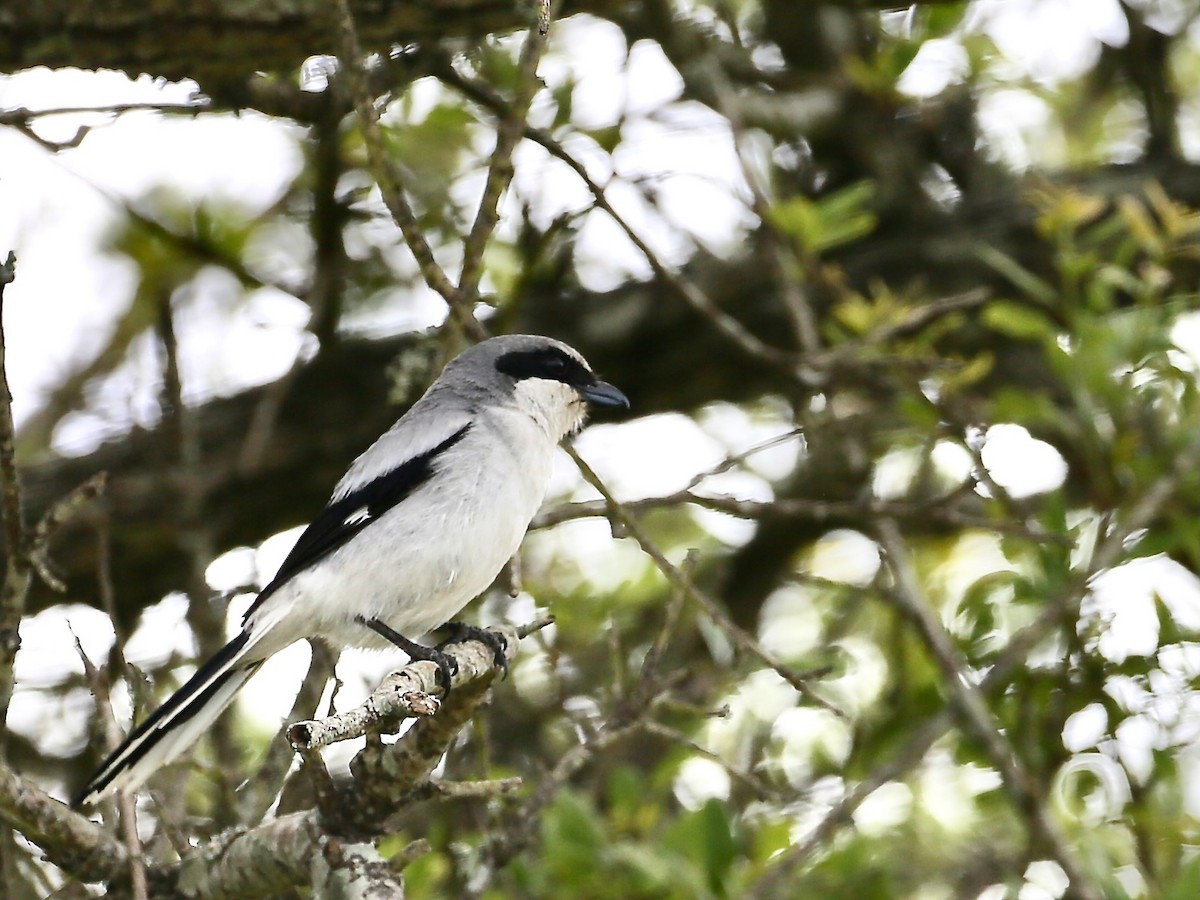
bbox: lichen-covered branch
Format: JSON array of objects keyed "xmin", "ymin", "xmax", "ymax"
[
  {"xmin": 115, "ymin": 624, "xmax": 533, "ymax": 895},
  {"xmin": 0, "ymin": 765, "xmax": 128, "ymax": 884},
  {"xmin": 288, "ymin": 623, "xmax": 525, "ymax": 751}
]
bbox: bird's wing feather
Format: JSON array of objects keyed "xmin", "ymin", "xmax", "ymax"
[{"xmin": 242, "ymin": 419, "xmax": 472, "ymax": 623}]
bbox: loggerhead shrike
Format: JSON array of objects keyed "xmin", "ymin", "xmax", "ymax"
[{"xmin": 77, "ymin": 334, "xmax": 628, "ymax": 806}]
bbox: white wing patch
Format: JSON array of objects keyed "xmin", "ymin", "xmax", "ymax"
[{"xmin": 344, "ymin": 506, "xmax": 372, "ymax": 527}]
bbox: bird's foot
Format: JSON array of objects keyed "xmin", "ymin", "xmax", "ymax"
[
  {"xmin": 438, "ymin": 622, "xmax": 509, "ymax": 678},
  {"xmin": 357, "ymin": 615, "xmax": 458, "ymax": 693}
]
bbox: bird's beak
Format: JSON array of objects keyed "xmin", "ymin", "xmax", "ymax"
[{"xmin": 580, "ymin": 380, "xmax": 630, "ymax": 409}]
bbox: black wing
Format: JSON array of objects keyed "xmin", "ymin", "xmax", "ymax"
[{"xmin": 242, "ymin": 423, "xmax": 471, "ymax": 623}]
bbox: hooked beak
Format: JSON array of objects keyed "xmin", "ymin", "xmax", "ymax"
[{"xmin": 580, "ymin": 380, "xmax": 630, "ymax": 409}]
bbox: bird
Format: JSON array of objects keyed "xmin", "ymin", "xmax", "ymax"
[{"xmin": 76, "ymin": 334, "xmax": 628, "ymax": 806}]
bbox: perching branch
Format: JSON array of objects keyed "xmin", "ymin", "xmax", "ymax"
[
  {"xmin": 104, "ymin": 621, "xmax": 540, "ymax": 896},
  {"xmin": 288, "ymin": 622, "xmax": 531, "ymax": 751}
]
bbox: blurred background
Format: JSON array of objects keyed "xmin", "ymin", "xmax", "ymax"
[{"xmin": 3, "ymin": 0, "xmax": 1200, "ymax": 896}]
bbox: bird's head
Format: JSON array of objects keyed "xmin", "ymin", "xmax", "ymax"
[{"xmin": 447, "ymin": 335, "xmax": 629, "ymax": 441}]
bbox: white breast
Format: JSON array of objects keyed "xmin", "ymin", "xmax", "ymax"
[{"xmin": 248, "ymin": 404, "xmax": 557, "ymax": 655}]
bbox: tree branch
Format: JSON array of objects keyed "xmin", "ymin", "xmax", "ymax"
[
  {"xmin": 457, "ymin": 0, "xmax": 557, "ymax": 300},
  {"xmin": 0, "ymin": 765, "xmax": 128, "ymax": 885},
  {"xmin": 565, "ymin": 443, "xmax": 839, "ymax": 712},
  {"xmin": 0, "ymin": 251, "xmax": 30, "ymax": 893},
  {"xmin": 875, "ymin": 518, "xmax": 1103, "ymax": 900},
  {"xmin": 335, "ymin": 0, "xmax": 487, "ymax": 341},
  {"xmin": 287, "ymin": 623, "xmax": 527, "ymax": 751}
]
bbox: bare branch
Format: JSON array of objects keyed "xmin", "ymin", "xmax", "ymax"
[
  {"xmin": 335, "ymin": 0, "xmax": 487, "ymax": 341},
  {"xmin": 287, "ymin": 623, "xmax": 524, "ymax": 752},
  {"xmin": 0, "ymin": 765, "xmax": 129, "ymax": 885},
  {"xmin": 0, "ymin": 251, "xmax": 30, "ymax": 891},
  {"xmin": 710, "ymin": 61, "xmax": 822, "ymax": 355},
  {"xmin": 640, "ymin": 720, "xmax": 778, "ymax": 801},
  {"xmin": 406, "ymin": 776, "xmax": 523, "ymax": 803},
  {"xmin": 431, "ymin": 59, "xmax": 794, "ymax": 367},
  {"xmin": 0, "ymin": 250, "xmax": 28, "ymax": 625},
  {"xmin": 564, "ymin": 444, "xmax": 841, "ymax": 715},
  {"xmin": 875, "ymin": 518, "xmax": 1103, "ymax": 900},
  {"xmin": 27, "ymin": 473, "xmax": 107, "ymax": 593},
  {"xmin": 71, "ymin": 630, "xmax": 148, "ymax": 900},
  {"xmin": 532, "ymin": 484, "xmax": 1067, "ymax": 544},
  {"xmin": 457, "ymin": 0, "xmax": 557, "ymax": 300}
]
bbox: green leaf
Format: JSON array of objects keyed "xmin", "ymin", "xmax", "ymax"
[
  {"xmin": 1162, "ymin": 855, "xmax": 1200, "ymax": 900},
  {"xmin": 981, "ymin": 300, "xmax": 1057, "ymax": 342},
  {"xmin": 769, "ymin": 181, "xmax": 878, "ymax": 254},
  {"xmin": 663, "ymin": 800, "xmax": 739, "ymax": 896},
  {"xmin": 975, "ymin": 244, "xmax": 1058, "ymax": 305}
]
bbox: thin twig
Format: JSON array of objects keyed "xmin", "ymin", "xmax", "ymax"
[
  {"xmin": 531, "ymin": 485, "xmax": 1067, "ymax": 543},
  {"xmin": 91, "ymin": 514, "xmax": 149, "ymax": 899},
  {"xmin": 0, "ymin": 101, "xmax": 207, "ymax": 123},
  {"xmin": 27, "ymin": 472, "xmax": 107, "ymax": 592},
  {"xmin": 457, "ymin": 0, "xmax": 557, "ymax": 300},
  {"xmin": 685, "ymin": 427, "xmax": 805, "ymax": 490},
  {"xmin": 334, "ymin": 0, "xmax": 487, "ymax": 341},
  {"xmin": 564, "ymin": 444, "xmax": 841, "ymax": 715},
  {"xmin": 875, "ymin": 518, "xmax": 1103, "ymax": 900},
  {"xmin": 710, "ymin": 61, "xmax": 822, "ymax": 355},
  {"xmin": 237, "ymin": 640, "xmax": 337, "ymax": 824},
  {"xmin": 431, "ymin": 60, "xmax": 792, "ymax": 367},
  {"xmin": 157, "ymin": 290, "xmax": 240, "ymax": 821},
  {"xmin": 640, "ymin": 719, "xmax": 779, "ymax": 800},
  {"xmin": 0, "ymin": 251, "xmax": 28, "ymax": 893},
  {"xmin": 637, "ymin": 560, "xmax": 690, "ymax": 690},
  {"xmin": 0, "ymin": 101, "xmax": 208, "ymax": 151},
  {"xmin": 485, "ymin": 718, "xmax": 645, "ymax": 870},
  {"xmin": 71, "ymin": 630, "xmax": 148, "ymax": 900}
]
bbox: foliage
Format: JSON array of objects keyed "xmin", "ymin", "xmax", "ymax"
[{"xmin": 4, "ymin": 0, "xmax": 1200, "ymax": 897}]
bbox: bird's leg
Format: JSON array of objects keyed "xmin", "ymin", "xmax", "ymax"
[
  {"xmin": 437, "ymin": 622, "xmax": 509, "ymax": 678},
  {"xmin": 357, "ymin": 615, "xmax": 458, "ymax": 692}
]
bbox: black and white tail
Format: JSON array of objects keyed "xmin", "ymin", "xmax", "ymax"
[{"xmin": 75, "ymin": 631, "xmax": 262, "ymax": 806}]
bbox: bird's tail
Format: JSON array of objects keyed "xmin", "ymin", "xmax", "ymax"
[{"xmin": 75, "ymin": 630, "xmax": 262, "ymax": 806}]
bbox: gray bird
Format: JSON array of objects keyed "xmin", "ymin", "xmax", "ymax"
[{"xmin": 77, "ymin": 334, "xmax": 628, "ymax": 805}]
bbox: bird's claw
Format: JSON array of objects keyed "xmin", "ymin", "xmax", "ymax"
[{"xmin": 439, "ymin": 622, "xmax": 509, "ymax": 678}]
